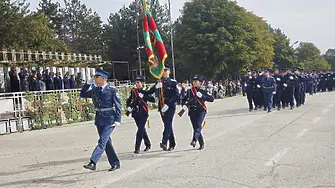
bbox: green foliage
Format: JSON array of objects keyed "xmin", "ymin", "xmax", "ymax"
[
  {"xmin": 323, "ymin": 49, "xmax": 335, "ymax": 70},
  {"xmin": 269, "ymin": 27, "xmax": 297, "ymax": 68},
  {"xmin": 173, "ymin": 0, "xmax": 274, "ymax": 80},
  {"xmin": 296, "ymin": 42, "xmax": 331, "ymax": 72}
]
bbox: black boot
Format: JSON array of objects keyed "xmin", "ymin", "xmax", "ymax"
[
  {"xmin": 160, "ymin": 143, "xmax": 168, "ymax": 151},
  {"xmin": 199, "ymin": 144, "xmax": 204, "ymax": 150},
  {"xmin": 83, "ymin": 162, "xmax": 96, "ymax": 170},
  {"xmin": 134, "ymin": 150, "xmax": 140, "ymax": 154},
  {"xmin": 190, "ymin": 141, "xmax": 196, "ymax": 147},
  {"xmin": 108, "ymin": 165, "xmax": 120, "ymax": 171},
  {"xmin": 144, "ymin": 145, "xmax": 151, "ymax": 152}
]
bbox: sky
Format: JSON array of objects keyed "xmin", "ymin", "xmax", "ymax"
[{"xmin": 28, "ymin": 0, "xmax": 335, "ymax": 53}]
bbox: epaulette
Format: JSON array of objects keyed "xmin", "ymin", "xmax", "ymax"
[
  {"xmin": 170, "ymin": 79, "xmax": 177, "ymax": 82},
  {"xmin": 200, "ymin": 86, "xmax": 207, "ymax": 90}
]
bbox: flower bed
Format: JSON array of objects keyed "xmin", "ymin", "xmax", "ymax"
[{"xmin": 24, "ymin": 84, "xmax": 158, "ymax": 129}]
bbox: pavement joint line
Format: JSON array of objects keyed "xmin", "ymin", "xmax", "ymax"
[
  {"xmin": 265, "ymin": 148, "xmax": 289, "ymax": 166},
  {"xmin": 294, "ymin": 128, "xmax": 309, "ymax": 139},
  {"xmin": 322, "ymin": 109, "xmax": 330, "ymax": 114}
]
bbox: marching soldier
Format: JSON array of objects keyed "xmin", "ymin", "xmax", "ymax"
[
  {"xmin": 293, "ymin": 69, "xmax": 302, "ymax": 107},
  {"xmin": 242, "ymin": 69, "xmax": 256, "ymax": 111},
  {"xmin": 148, "ymin": 65, "xmax": 179, "ymax": 151},
  {"xmin": 273, "ymin": 68, "xmax": 283, "ymax": 110},
  {"xmin": 80, "ymin": 68, "xmax": 122, "ymax": 172},
  {"xmin": 262, "ymin": 69, "xmax": 276, "ymax": 113},
  {"xmin": 126, "ymin": 76, "xmax": 155, "ymax": 154},
  {"xmin": 284, "ymin": 69, "xmax": 297, "ymax": 110},
  {"xmin": 180, "ymin": 75, "xmax": 214, "ymax": 150}
]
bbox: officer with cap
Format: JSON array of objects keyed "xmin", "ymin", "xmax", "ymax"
[
  {"xmin": 80, "ymin": 67, "xmax": 122, "ymax": 172},
  {"xmin": 126, "ymin": 75, "xmax": 155, "ymax": 154},
  {"xmin": 284, "ymin": 68, "xmax": 297, "ymax": 110},
  {"xmin": 273, "ymin": 67, "xmax": 283, "ymax": 110},
  {"xmin": 262, "ymin": 69, "xmax": 276, "ymax": 113},
  {"xmin": 181, "ymin": 75, "xmax": 214, "ymax": 150},
  {"xmin": 148, "ymin": 65, "xmax": 179, "ymax": 151},
  {"xmin": 242, "ymin": 69, "xmax": 256, "ymax": 111},
  {"xmin": 293, "ymin": 68, "xmax": 302, "ymax": 107}
]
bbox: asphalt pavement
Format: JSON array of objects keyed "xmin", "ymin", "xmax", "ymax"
[{"xmin": 0, "ymin": 92, "xmax": 334, "ymax": 188}]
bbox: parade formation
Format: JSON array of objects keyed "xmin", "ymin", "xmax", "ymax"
[{"xmin": 241, "ymin": 68, "xmax": 335, "ymax": 112}]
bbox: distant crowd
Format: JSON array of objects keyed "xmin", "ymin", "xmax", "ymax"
[{"xmin": 9, "ymin": 68, "xmax": 84, "ymax": 92}]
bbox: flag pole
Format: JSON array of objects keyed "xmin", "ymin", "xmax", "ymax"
[
  {"xmin": 168, "ymin": 0, "xmax": 176, "ymax": 79},
  {"xmin": 136, "ymin": 0, "xmax": 142, "ymax": 76}
]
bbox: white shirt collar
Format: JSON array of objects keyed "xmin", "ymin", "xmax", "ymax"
[{"xmin": 93, "ymin": 82, "xmax": 108, "ymax": 89}]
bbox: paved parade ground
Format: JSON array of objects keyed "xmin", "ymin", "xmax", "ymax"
[{"xmin": 1, "ymin": 93, "xmax": 335, "ymax": 188}]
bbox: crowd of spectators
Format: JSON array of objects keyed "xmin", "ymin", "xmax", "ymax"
[{"xmin": 9, "ymin": 68, "xmax": 85, "ymax": 92}]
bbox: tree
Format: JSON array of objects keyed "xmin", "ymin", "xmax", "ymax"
[
  {"xmin": 323, "ymin": 49, "xmax": 335, "ymax": 70},
  {"xmin": 296, "ymin": 42, "xmax": 331, "ymax": 71},
  {"xmin": 173, "ymin": 0, "xmax": 274, "ymax": 80},
  {"xmin": 0, "ymin": 0, "xmax": 29, "ymax": 48},
  {"xmin": 37, "ymin": 0, "xmax": 63, "ymax": 36},
  {"xmin": 269, "ymin": 27, "xmax": 297, "ymax": 68}
]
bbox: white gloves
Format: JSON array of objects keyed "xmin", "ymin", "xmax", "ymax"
[
  {"xmin": 289, "ymin": 76, "xmax": 293, "ymax": 80},
  {"xmin": 182, "ymin": 105, "xmax": 188, "ymax": 111},
  {"xmin": 87, "ymin": 78, "xmax": 94, "ymax": 85},
  {"xmin": 276, "ymin": 78, "xmax": 281, "ymax": 81},
  {"xmin": 244, "ymin": 83, "xmax": 247, "ymax": 87},
  {"xmin": 138, "ymin": 93, "xmax": 144, "ymax": 98},
  {"xmin": 161, "ymin": 104, "xmax": 169, "ymax": 113},
  {"xmin": 196, "ymin": 92, "xmax": 203, "ymax": 98},
  {"xmin": 156, "ymin": 82, "xmax": 163, "ymax": 89},
  {"xmin": 127, "ymin": 107, "xmax": 132, "ymax": 112},
  {"xmin": 272, "ymin": 91, "xmax": 276, "ymax": 95},
  {"xmin": 257, "ymin": 85, "xmax": 261, "ymax": 88},
  {"xmin": 249, "ymin": 76, "xmax": 252, "ymax": 79},
  {"xmin": 112, "ymin": 122, "xmax": 120, "ymax": 127},
  {"xmin": 283, "ymin": 83, "xmax": 287, "ymax": 87}
]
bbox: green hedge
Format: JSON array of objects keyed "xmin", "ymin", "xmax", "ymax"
[{"xmin": 24, "ymin": 84, "xmax": 158, "ymax": 130}]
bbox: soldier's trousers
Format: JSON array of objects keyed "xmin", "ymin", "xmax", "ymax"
[
  {"xmin": 255, "ymin": 89, "xmax": 263, "ymax": 108},
  {"xmin": 301, "ymin": 87, "xmax": 306, "ymax": 105},
  {"xmin": 263, "ymin": 92, "xmax": 273, "ymax": 111},
  {"xmin": 189, "ymin": 110, "xmax": 206, "ymax": 145},
  {"xmin": 246, "ymin": 89, "xmax": 254, "ymax": 110},
  {"xmin": 90, "ymin": 125, "xmax": 120, "ymax": 166},
  {"xmin": 273, "ymin": 89, "xmax": 283, "ymax": 108},
  {"xmin": 133, "ymin": 114, "xmax": 151, "ymax": 151},
  {"xmin": 294, "ymin": 87, "xmax": 301, "ymax": 106},
  {"xmin": 286, "ymin": 87, "xmax": 295, "ymax": 107},
  {"xmin": 160, "ymin": 106, "xmax": 176, "ymax": 147}
]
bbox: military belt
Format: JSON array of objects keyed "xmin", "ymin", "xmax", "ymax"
[{"xmin": 96, "ymin": 108, "xmax": 113, "ymax": 112}]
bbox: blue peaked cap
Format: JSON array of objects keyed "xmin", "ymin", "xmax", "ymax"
[{"xmin": 95, "ymin": 67, "xmax": 110, "ymax": 78}]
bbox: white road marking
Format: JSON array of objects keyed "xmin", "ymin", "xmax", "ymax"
[
  {"xmin": 312, "ymin": 117, "xmax": 322, "ymax": 123},
  {"xmin": 265, "ymin": 148, "xmax": 289, "ymax": 166},
  {"xmin": 294, "ymin": 129, "xmax": 309, "ymax": 139},
  {"xmin": 328, "ymin": 104, "xmax": 334, "ymax": 108},
  {"xmin": 322, "ymin": 109, "xmax": 329, "ymax": 114}
]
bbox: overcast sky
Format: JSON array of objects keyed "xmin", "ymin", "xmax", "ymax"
[{"xmin": 28, "ymin": 0, "xmax": 335, "ymax": 53}]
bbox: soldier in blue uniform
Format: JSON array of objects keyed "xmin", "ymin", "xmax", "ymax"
[
  {"xmin": 148, "ymin": 65, "xmax": 179, "ymax": 151},
  {"xmin": 262, "ymin": 69, "xmax": 276, "ymax": 113},
  {"xmin": 80, "ymin": 68, "xmax": 122, "ymax": 172},
  {"xmin": 126, "ymin": 76, "xmax": 155, "ymax": 154},
  {"xmin": 293, "ymin": 69, "xmax": 302, "ymax": 107},
  {"xmin": 180, "ymin": 75, "xmax": 214, "ymax": 150}
]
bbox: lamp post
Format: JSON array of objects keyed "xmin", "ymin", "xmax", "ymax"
[
  {"xmin": 167, "ymin": 0, "xmax": 176, "ymax": 79},
  {"xmin": 137, "ymin": 46, "xmax": 144, "ymax": 76}
]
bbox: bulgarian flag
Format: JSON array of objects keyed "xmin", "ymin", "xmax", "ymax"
[{"xmin": 141, "ymin": 0, "xmax": 167, "ymax": 80}]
